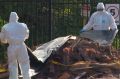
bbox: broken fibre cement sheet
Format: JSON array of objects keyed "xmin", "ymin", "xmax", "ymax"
[{"xmin": 32, "ymin": 36, "xmax": 71, "ymax": 63}]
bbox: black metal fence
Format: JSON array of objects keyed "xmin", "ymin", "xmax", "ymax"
[
  {"xmin": 0, "ymin": 0, "xmax": 119, "ymax": 49},
  {"xmin": 0, "ymin": 0, "xmax": 52, "ymax": 48},
  {"xmin": 52, "ymin": 0, "xmax": 120, "ymax": 49}
]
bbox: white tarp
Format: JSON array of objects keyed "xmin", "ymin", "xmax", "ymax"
[{"xmin": 32, "ymin": 35, "xmax": 73, "ymax": 63}]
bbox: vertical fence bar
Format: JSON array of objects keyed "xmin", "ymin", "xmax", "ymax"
[{"xmin": 48, "ymin": 0, "xmax": 52, "ymax": 40}]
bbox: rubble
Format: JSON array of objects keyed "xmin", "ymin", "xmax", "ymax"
[
  {"xmin": 32, "ymin": 36, "xmax": 120, "ymax": 79},
  {"xmin": 1, "ymin": 36, "xmax": 120, "ymax": 79}
]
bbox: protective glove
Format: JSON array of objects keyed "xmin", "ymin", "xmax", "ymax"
[{"xmin": 80, "ymin": 29, "xmax": 85, "ymax": 33}]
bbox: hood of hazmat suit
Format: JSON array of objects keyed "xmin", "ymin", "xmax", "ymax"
[
  {"xmin": 9, "ymin": 12, "xmax": 19, "ymax": 23},
  {"xmin": 0, "ymin": 12, "xmax": 31, "ymax": 79},
  {"xmin": 97, "ymin": 2, "xmax": 105, "ymax": 10}
]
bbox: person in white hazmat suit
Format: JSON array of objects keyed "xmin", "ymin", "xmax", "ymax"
[
  {"xmin": 80, "ymin": 2, "xmax": 118, "ymax": 45},
  {"xmin": 0, "ymin": 12, "xmax": 31, "ymax": 79},
  {"xmin": 80, "ymin": 2, "xmax": 117, "ymax": 32}
]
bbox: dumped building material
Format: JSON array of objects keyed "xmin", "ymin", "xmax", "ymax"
[
  {"xmin": 1, "ymin": 35, "xmax": 120, "ymax": 79},
  {"xmin": 30, "ymin": 36, "xmax": 120, "ymax": 79}
]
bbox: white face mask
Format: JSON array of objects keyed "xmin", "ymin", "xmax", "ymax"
[{"xmin": 9, "ymin": 12, "xmax": 19, "ymax": 23}]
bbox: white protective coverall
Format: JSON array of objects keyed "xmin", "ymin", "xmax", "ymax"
[
  {"xmin": 83, "ymin": 2, "xmax": 118, "ymax": 31},
  {"xmin": 0, "ymin": 12, "xmax": 31, "ymax": 79}
]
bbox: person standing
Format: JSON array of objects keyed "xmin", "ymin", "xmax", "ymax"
[
  {"xmin": 80, "ymin": 2, "xmax": 117, "ymax": 32},
  {"xmin": 0, "ymin": 12, "xmax": 31, "ymax": 79}
]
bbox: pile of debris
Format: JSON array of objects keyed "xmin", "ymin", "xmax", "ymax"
[
  {"xmin": 31, "ymin": 36, "xmax": 120, "ymax": 79},
  {"xmin": 0, "ymin": 36, "xmax": 120, "ymax": 79}
]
